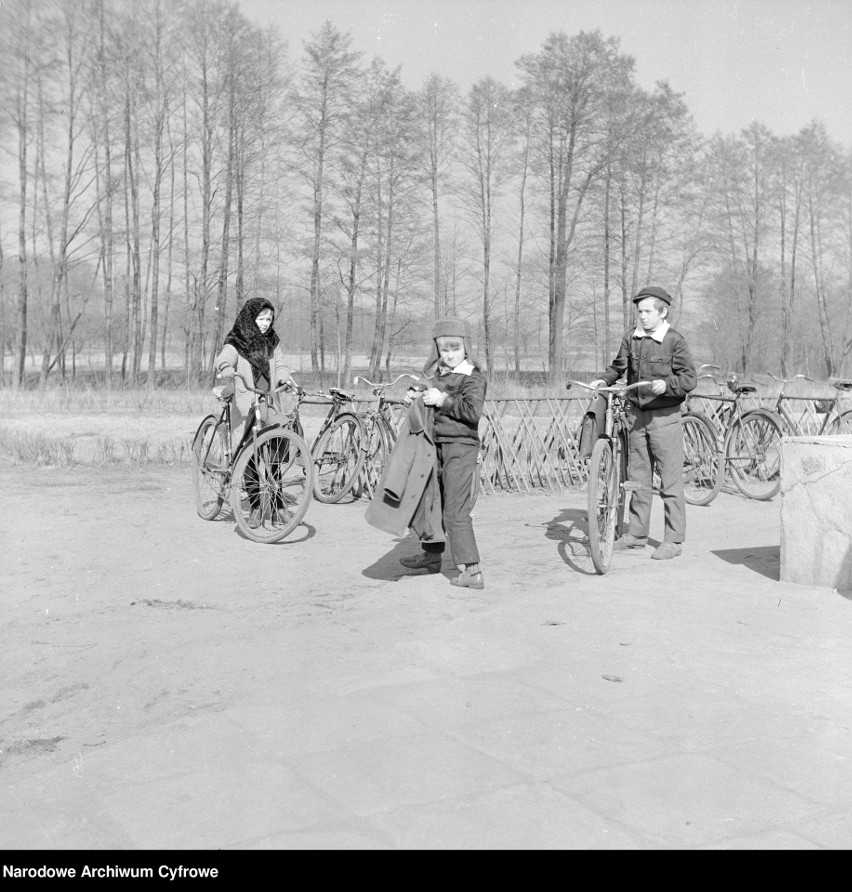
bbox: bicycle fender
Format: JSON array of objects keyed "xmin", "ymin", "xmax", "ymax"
[
  {"xmin": 741, "ymin": 407, "xmax": 782, "ymax": 424},
  {"xmin": 191, "ymin": 414, "xmax": 218, "ymax": 449}
]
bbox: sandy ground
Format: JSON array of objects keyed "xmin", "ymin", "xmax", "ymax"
[{"xmin": 2, "ymin": 460, "xmax": 851, "ymax": 850}]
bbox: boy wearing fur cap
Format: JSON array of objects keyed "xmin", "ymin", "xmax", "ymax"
[
  {"xmin": 400, "ymin": 317, "xmax": 487, "ymax": 589},
  {"xmin": 589, "ymin": 286, "xmax": 696, "ymax": 560}
]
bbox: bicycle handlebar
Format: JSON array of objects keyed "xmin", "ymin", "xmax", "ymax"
[
  {"xmin": 229, "ymin": 372, "xmax": 295, "ymax": 397},
  {"xmin": 353, "ymin": 373, "xmax": 422, "ymax": 390},
  {"xmin": 568, "ymin": 380, "xmax": 653, "ymax": 394},
  {"xmin": 768, "ymin": 372, "xmax": 813, "ymax": 384}
]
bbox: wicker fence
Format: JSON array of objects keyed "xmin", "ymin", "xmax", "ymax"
[
  {"xmin": 473, "ymin": 390, "xmax": 852, "ymax": 496},
  {"xmin": 341, "ymin": 388, "xmax": 852, "ymax": 498}
]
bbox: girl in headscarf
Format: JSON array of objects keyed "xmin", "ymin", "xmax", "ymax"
[
  {"xmin": 400, "ymin": 317, "xmax": 488, "ymax": 590},
  {"xmin": 214, "ymin": 297, "xmax": 292, "ymax": 436}
]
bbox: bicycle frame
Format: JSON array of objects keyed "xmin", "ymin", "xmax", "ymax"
[
  {"xmin": 692, "ymin": 373, "xmax": 783, "ymax": 500},
  {"xmin": 767, "ymin": 373, "xmax": 852, "ymax": 436},
  {"xmin": 286, "ymin": 383, "xmax": 356, "ymax": 442},
  {"xmin": 215, "ymin": 375, "xmax": 294, "ymax": 476},
  {"xmin": 352, "ymin": 373, "xmax": 422, "ymax": 498},
  {"xmin": 354, "ymin": 373, "xmax": 421, "ymax": 435},
  {"xmin": 193, "ymin": 372, "xmax": 315, "ymax": 542}
]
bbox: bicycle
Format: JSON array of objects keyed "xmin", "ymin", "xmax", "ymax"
[
  {"xmin": 685, "ymin": 367, "xmax": 784, "ymax": 502},
  {"xmin": 351, "ymin": 373, "xmax": 422, "ymax": 498},
  {"xmin": 191, "ymin": 373, "xmax": 314, "ymax": 543},
  {"xmin": 765, "ymin": 373, "xmax": 852, "ymax": 436},
  {"xmin": 571, "ymin": 380, "xmax": 650, "ymax": 575},
  {"xmin": 285, "ymin": 381, "xmax": 367, "ymax": 503}
]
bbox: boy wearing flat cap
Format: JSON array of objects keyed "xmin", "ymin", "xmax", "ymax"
[
  {"xmin": 589, "ymin": 286, "xmax": 696, "ymax": 560},
  {"xmin": 400, "ymin": 317, "xmax": 487, "ymax": 589}
]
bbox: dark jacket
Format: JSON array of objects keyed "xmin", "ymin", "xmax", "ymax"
[
  {"xmin": 599, "ymin": 326, "xmax": 696, "ymax": 409},
  {"xmin": 431, "ymin": 364, "xmax": 487, "ymax": 444},
  {"xmin": 364, "ymin": 399, "xmax": 444, "ymax": 542}
]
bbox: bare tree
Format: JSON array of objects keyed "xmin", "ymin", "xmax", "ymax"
[
  {"xmin": 517, "ymin": 30, "xmax": 635, "ymax": 378},
  {"xmin": 363, "ymin": 60, "xmax": 420, "ymax": 380},
  {"xmin": 457, "ymin": 77, "xmax": 514, "ymax": 372},
  {"xmin": 416, "ymin": 73, "xmax": 458, "ymax": 316},
  {"xmin": 1, "ymin": 0, "xmax": 37, "ymax": 387},
  {"xmin": 800, "ymin": 121, "xmax": 845, "ymax": 377},
  {"xmin": 291, "ymin": 21, "xmax": 361, "ymax": 374},
  {"xmin": 767, "ymin": 133, "xmax": 805, "ymax": 376}
]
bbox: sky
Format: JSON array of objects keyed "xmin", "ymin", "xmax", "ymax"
[{"xmin": 237, "ymin": 0, "xmax": 852, "ymax": 146}]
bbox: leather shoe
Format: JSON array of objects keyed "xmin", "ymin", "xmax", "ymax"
[
  {"xmin": 651, "ymin": 541, "xmax": 682, "ymax": 560},
  {"xmin": 399, "ymin": 552, "xmax": 442, "ymax": 571},
  {"xmin": 450, "ymin": 571, "xmax": 485, "ymax": 590},
  {"xmin": 613, "ymin": 534, "xmax": 647, "ymax": 551}
]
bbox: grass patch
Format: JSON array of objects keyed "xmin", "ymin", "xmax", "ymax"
[
  {"xmin": 0, "ymin": 429, "xmax": 77, "ymax": 466},
  {"xmin": 0, "ymin": 428, "xmax": 193, "ymax": 467}
]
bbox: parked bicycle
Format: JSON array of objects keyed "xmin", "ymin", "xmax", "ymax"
[
  {"xmin": 684, "ymin": 366, "xmax": 784, "ymax": 502},
  {"xmin": 351, "ymin": 373, "xmax": 421, "ymax": 498},
  {"xmin": 286, "ymin": 380, "xmax": 366, "ymax": 503},
  {"xmin": 571, "ymin": 380, "xmax": 650, "ymax": 575},
  {"xmin": 765, "ymin": 373, "xmax": 852, "ymax": 436},
  {"xmin": 192, "ymin": 374, "xmax": 313, "ymax": 543}
]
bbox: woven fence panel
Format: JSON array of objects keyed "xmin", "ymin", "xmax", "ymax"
[
  {"xmin": 685, "ymin": 393, "xmax": 852, "ymax": 437},
  {"xmin": 479, "ymin": 397, "xmax": 591, "ymax": 494},
  {"xmin": 352, "ymin": 390, "xmax": 852, "ymax": 499}
]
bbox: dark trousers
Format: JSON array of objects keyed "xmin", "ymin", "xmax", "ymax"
[
  {"xmin": 626, "ymin": 403, "xmax": 686, "ymax": 543},
  {"xmin": 422, "ymin": 441, "xmax": 480, "ymax": 565}
]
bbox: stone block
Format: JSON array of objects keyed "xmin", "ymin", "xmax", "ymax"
[{"xmin": 780, "ymin": 435, "xmax": 852, "ymax": 591}]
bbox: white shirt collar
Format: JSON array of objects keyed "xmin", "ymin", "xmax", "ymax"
[
  {"xmin": 633, "ymin": 320, "xmax": 670, "ymax": 343},
  {"xmin": 440, "ymin": 359, "xmax": 474, "ymax": 376}
]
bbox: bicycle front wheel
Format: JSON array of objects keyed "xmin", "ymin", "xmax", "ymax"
[
  {"xmin": 384, "ymin": 401, "xmax": 409, "ymax": 442},
  {"xmin": 229, "ymin": 428, "xmax": 313, "ymax": 543},
  {"xmin": 192, "ymin": 414, "xmax": 230, "ymax": 520},
  {"xmin": 726, "ymin": 410, "xmax": 783, "ymax": 500},
  {"xmin": 682, "ymin": 412, "xmax": 722, "ymax": 506},
  {"xmin": 312, "ymin": 412, "xmax": 366, "ymax": 503},
  {"xmin": 587, "ymin": 438, "xmax": 618, "ymax": 574}
]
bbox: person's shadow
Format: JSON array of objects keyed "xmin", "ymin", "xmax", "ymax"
[{"xmin": 363, "ymin": 534, "xmax": 449, "ymax": 581}]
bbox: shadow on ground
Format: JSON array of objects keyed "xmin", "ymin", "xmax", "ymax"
[
  {"xmin": 362, "ymin": 535, "xmax": 433, "ymax": 582},
  {"xmin": 712, "ymin": 545, "xmax": 780, "ymax": 580},
  {"xmin": 541, "ymin": 507, "xmax": 599, "ymax": 576}
]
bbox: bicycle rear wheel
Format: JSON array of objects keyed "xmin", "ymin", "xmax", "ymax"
[
  {"xmin": 828, "ymin": 409, "xmax": 852, "ymax": 435},
  {"xmin": 587, "ymin": 438, "xmax": 618, "ymax": 574},
  {"xmin": 352, "ymin": 414, "xmax": 392, "ymax": 499},
  {"xmin": 312, "ymin": 412, "xmax": 366, "ymax": 503},
  {"xmin": 682, "ymin": 412, "xmax": 722, "ymax": 506},
  {"xmin": 726, "ymin": 410, "xmax": 783, "ymax": 500},
  {"xmin": 192, "ymin": 414, "xmax": 230, "ymax": 520},
  {"xmin": 229, "ymin": 428, "xmax": 313, "ymax": 543}
]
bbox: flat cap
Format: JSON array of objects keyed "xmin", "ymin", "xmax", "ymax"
[{"xmin": 633, "ymin": 286, "xmax": 672, "ymax": 305}]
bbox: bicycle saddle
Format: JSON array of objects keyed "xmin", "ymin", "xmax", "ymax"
[
  {"xmin": 831, "ymin": 379, "xmax": 852, "ymax": 391},
  {"xmin": 212, "ymin": 383, "xmax": 234, "ymax": 401},
  {"xmin": 329, "ymin": 387, "xmax": 354, "ymax": 400},
  {"xmin": 728, "ymin": 381, "xmax": 756, "ymax": 394}
]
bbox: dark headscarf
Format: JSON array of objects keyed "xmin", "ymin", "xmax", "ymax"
[
  {"xmin": 422, "ymin": 316, "xmax": 482, "ymax": 376},
  {"xmin": 223, "ymin": 297, "xmax": 279, "ymax": 386}
]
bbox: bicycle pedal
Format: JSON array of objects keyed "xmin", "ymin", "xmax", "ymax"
[{"xmin": 621, "ymin": 482, "xmax": 643, "ymax": 492}]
